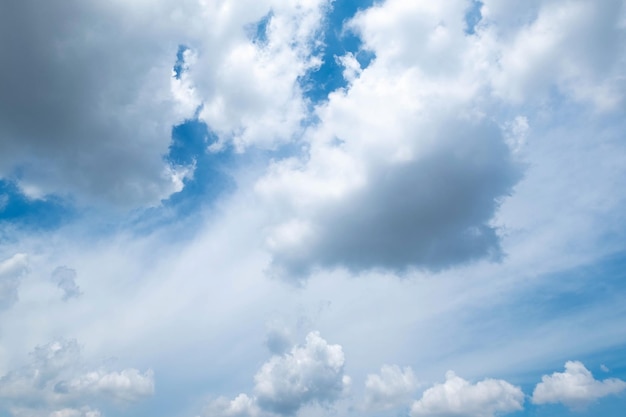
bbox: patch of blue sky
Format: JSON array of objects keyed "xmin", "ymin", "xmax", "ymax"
[
  {"xmin": 128, "ymin": 119, "xmax": 235, "ymax": 236},
  {"xmin": 464, "ymin": 0, "xmax": 483, "ymax": 35},
  {"xmin": 298, "ymin": 0, "xmax": 377, "ymax": 104},
  {"xmin": 0, "ymin": 178, "xmax": 75, "ymax": 235},
  {"xmin": 172, "ymin": 44, "xmax": 189, "ymax": 80}
]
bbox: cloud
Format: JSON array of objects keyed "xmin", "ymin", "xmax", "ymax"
[
  {"xmin": 51, "ymin": 267, "xmax": 82, "ymax": 301},
  {"xmin": 410, "ymin": 371, "xmax": 524, "ymax": 417},
  {"xmin": 255, "ymin": 0, "xmax": 527, "ymax": 281},
  {"xmin": 203, "ymin": 331, "xmax": 349, "ymax": 417},
  {"xmin": 48, "ymin": 407, "xmax": 101, "ymax": 417},
  {"xmin": 532, "ymin": 361, "xmax": 626, "ymax": 409},
  {"xmin": 0, "ymin": 0, "xmax": 199, "ymax": 208},
  {"xmin": 0, "ymin": 253, "xmax": 28, "ymax": 309},
  {"xmin": 485, "ymin": 0, "xmax": 626, "ymax": 109},
  {"xmin": 0, "ymin": 338, "xmax": 154, "ymax": 415},
  {"xmin": 364, "ymin": 365, "xmax": 417, "ymax": 410},
  {"xmin": 0, "ymin": 0, "xmax": 331, "ymax": 208}
]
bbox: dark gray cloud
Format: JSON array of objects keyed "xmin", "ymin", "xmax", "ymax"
[
  {"xmin": 266, "ymin": 116, "xmax": 521, "ymax": 280},
  {"xmin": 0, "ymin": 0, "xmax": 190, "ymax": 207}
]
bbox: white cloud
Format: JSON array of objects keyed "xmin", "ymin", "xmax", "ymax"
[
  {"xmin": 364, "ymin": 365, "xmax": 417, "ymax": 410},
  {"xmin": 484, "ymin": 0, "xmax": 626, "ymax": 110},
  {"xmin": 48, "ymin": 407, "xmax": 101, "ymax": 417},
  {"xmin": 254, "ymin": 331, "xmax": 350, "ymax": 415},
  {"xmin": 0, "ymin": 338, "xmax": 154, "ymax": 415},
  {"xmin": 410, "ymin": 371, "xmax": 524, "ymax": 417},
  {"xmin": 0, "ymin": 253, "xmax": 28, "ymax": 309},
  {"xmin": 258, "ymin": 0, "xmax": 522, "ymax": 279},
  {"xmin": 532, "ymin": 361, "xmax": 626, "ymax": 409},
  {"xmin": 203, "ymin": 331, "xmax": 349, "ymax": 417}
]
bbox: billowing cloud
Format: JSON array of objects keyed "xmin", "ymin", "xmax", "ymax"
[
  {"xmin": 0, "ymin": 253, "xmax": 28, "ymax": 309},
  {"xmin": 0, "ymin": 339, "xmax": 154, "ymax": 416},
  {"xmin": 532, "ymin": 361, "xmax": 626, "ymax": 409},
  {"xmin": 410, "ymin": 371, "xmax": 524, "ymax": 417},
  {"xmin": 364, "ymin": 365, "xmax": 417, "ymax": 410},
  {"xmin": 203, "ymin": 331, "xmax": 349, "ymax": 417},
  {"xmin": 258, "ymin": 0, "xmax": 522, "ymax": 280},
  {"xmin": 51, "ymin": 267, "xmax": 82, "ymax": 301},
  {"xmin": 0, "ymin": 0, "xmax": 331, "ymax": 208}
]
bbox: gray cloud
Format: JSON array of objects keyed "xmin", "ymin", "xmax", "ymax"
[
  {"xmin": 263, "ymin": 115, "xmax": 521, "ymax": 280},
  {"xmin": 0, "ymin": 0, "xmax": 193, "ymax": 207},
  {"xmin": 0, "ymin": 253, "xmax": 28, "ymax": 309},
  {"xmin": 51, "ymin": 266, "xmax": 82, "ymax": 301}
]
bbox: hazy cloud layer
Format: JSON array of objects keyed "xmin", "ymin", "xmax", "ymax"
[
  {"xmin": 532, "ymin": 361, "xmax": 626, "ymax": 409},
  {"xmin": 0, "ymin": 253, "xmax": 28, "ymax": 310},
  {"xmin": 51, "ymin": 267, "xmax": 82, "ymax": 301},
  {"xmin": 0, "ymin": 339, "xmax": 154, "ymax": 416}
]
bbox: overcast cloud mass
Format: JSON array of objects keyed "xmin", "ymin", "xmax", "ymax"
[{"xmin": 0, "ymin": 0, "xmax": 625, "ymax": 416}]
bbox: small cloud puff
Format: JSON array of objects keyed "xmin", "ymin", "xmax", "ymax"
[
  {"xmin": 410, "ymin": 371, "xmax": 524, "ymax": 417},
  {"xmin": 51, "ymin": 266, "xmax": 82, "ymax": 301},
  {"xmin": 203, "ymin": 331, "xmax": 349, "ymax": 417},
  {"xmin": 532, "ymin": 361, "xmax": 626, "ymax": 410}
]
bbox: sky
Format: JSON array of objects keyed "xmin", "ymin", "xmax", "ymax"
[{"xmin": 0, "ymin": 0, "xmax": 625, "ymax": 416}]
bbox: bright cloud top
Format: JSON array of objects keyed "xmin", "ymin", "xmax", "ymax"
[
  {"xmin": 532, "ymin": 361, "xmax": 626, "ymax": 410},
  {"xmin": 204, "ymin": 331, "xmax": 349, "ymax": 417},
  {"xmin": 410, "ymin": 371, "xmax": 524, "ymax": 417}
]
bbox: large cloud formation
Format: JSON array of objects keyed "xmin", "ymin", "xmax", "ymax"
[{"xmin": 532, "ymin": 361, "xmax": 626, "ymax": 410}]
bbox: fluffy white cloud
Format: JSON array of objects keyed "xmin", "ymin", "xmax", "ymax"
[
  {"xmin": 203, "ymin": 331, "xmax": 349, "ymax": 416},
  {"xmin": 364, "ymin": 365, "xmax": 417, "ymax": 410},
  {"xmin": 254, "ymin": 331, "xmax": 350, "ymax": 415},
  {"xmin": 484, "ymin": 0, "xmax": 626, "ymax": 109},
  {"xmin": 532, "ymin": 361, "xmax": 626, "ymax": 409},
  {"xmin": 0, "ymin": 339, "xmax": 154, "ymax": 416},
  {"xmin": 410, "ymin": 371, "xmax": 524, "ymax": 417},
  {"xmin": 0, "ymin": 253, "xmax": 28, "ymax": 309},
  {"xmin": 258, "ymin": 0, "xmax": 522, "ymax": 280}
]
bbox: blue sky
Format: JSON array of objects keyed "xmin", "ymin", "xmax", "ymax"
[{"xmin": 0, "ymin": 1, "xmax": 625, "ymax": 417}]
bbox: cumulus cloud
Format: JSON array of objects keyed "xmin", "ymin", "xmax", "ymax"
[
  {"xmin": 203, "ymin": 331, "xmax": 349, "ymax": 417},
  {"xmin": 364, "ymin": 365, "xmax": 417, "ymax": 410},
  {"xmin": 0, "ymin": 253, "xmax": 28, "ymax": 309},
  {"xmin": 51, "ymin": 267, "xmax": 82, "ymax": 301},
  {"xmin": 0, "ymin": 339, "xmax": 154, "ymax": 415},
  {"xmin": 0, "ymin": 0, "xmax": 200, "ymax": 207},
  {"xmin": 0, "ymin": 0, "xmax": 332, "ymax": 207},
  {"xmin": 532, "ymin": 361, "xmax": 626, "ymax": 409},
  {"xmin": 410, "ymin": 371, "xmax": 524, "ymax": 417},
  {"xmin": 258, "ymin": 11, "xmax": 522, "ymax": 278}
]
